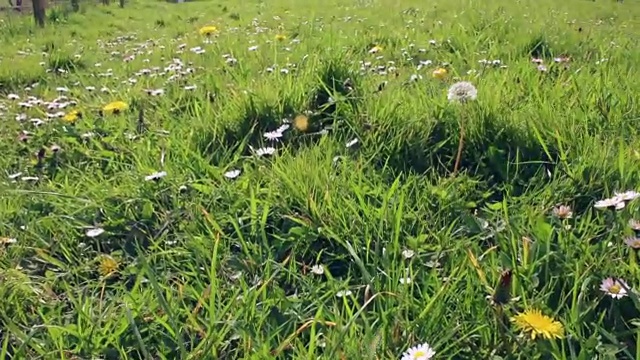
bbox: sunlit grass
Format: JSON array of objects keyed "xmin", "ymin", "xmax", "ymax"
[{"xmin": 1, "ymin": 0, "xmax": 640, "ymax": 358}]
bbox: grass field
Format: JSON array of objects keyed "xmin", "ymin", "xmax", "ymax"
[{"xmin": 1, "ymin": 0, "xmax": 640, "ymax": 358}]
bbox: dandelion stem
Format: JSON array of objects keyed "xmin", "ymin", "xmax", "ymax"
[{"xmin": 453, "ymin": 107, "xmax": 467, "ymax": 176}]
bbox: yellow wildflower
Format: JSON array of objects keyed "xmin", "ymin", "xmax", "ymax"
[
  {"xmin": 63, "ymin": 110, "xmax": 82, "ymax": 123},
  {"xmin": 511, "ymin": 309, "xmax": 564, "ymax": 340},
  {"xmin": 102, "ymin": 101, "xmax": 128, "ymax": 115},
  {"xmin": 293, "ymin": 114, "xmax": 310, "ymax": 132},
  {"xmin": 199, "ymin": 25, "xmax": 218, "ymax": 36},
  {"xmin": 432, "ymin": 67, "xmax": 448, "ymax": 80},
  {"xmin": 98, "ymin": 255, "xmax": 119, "ymax": 278}
]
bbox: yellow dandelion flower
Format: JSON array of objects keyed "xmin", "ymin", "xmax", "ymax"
[
  {"xmin": 511, "ymin": 309, "xmax": 564, "ymax": 340},
  {"xmin": 102, "ymin": 101, "xmax": 128, "ymax": 115},
  {"xmin": 63, "ymin": 110, "xmax": 82, "ymax": 123},
  {"xmin": 199, "ymin": 25, "xmax": 218, "ymax": 36},
  {"xmin": 98, "ymin": 255, "xmax": 119, "ymax": 278},
  {"xmin": 293, "ymin": 114, "xmax": 310, "ymax": 132},
  {"xmin": 432, "ymin": 67, "xmax": 448, "ymax": 80},
  {"xmin": 275, "ymin": 34, "xmax": 287, "ymax": 41}
]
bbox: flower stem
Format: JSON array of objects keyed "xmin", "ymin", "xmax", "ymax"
[{"xmin": 453, "ymin": 107, "xmax": 467, "ymax": 176}]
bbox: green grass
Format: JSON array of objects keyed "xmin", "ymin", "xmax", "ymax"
[{"xmin": 1, "ymin": 0, "xmax": 640, "ymax": 358}]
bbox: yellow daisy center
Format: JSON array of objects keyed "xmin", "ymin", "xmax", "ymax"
[
  {"xmin": 413, "ymin": 351, "xmax": 426, "ymax": 359},
  {"xmin": 609, "ymin": 284, "xmax": 621, "ymax": 294}
]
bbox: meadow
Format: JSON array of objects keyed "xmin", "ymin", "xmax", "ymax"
[{"xmin": 1, "ymin": 0, "xmax": 640, "ymax": 358}]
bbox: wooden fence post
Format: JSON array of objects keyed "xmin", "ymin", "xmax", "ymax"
[{"xmin": 32, "ymin": 0, "xmax": 46, "ymax": 27}]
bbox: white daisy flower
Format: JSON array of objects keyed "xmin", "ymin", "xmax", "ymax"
[
  {"xmin": 402, "ymin": 249, "xmax": 415, "ymax": 259},
  {"xmin": 594, "ymin": 197, "xmax": 624, "ymax": 210},
  {"xmin": 310, "ymin": 264, "xmax": 324, "ymax": 275},
  {"xmin": 145, "ymin": 171, "xmax": 167, "ymax": 181},
  {"xmin": 615, "ymin": 190, "xmax": 640, "ymax": 202},
  {"xmin": 263, "ymin": 130, "xmax": 284, "ymax": 141},
  {"xmin": 401, "ymin": 342, "xmax": 436, "ymax": 360},
  {"xmin": 276, "ymin": 124, "xmax": 290, "ymax": 133},
  {"xmin": 600, "ymin": 277, "xmax": 629, "ymax": 299},
  {"xmin": 224, "ymin": 169, "xmax": 241, "ymax": 179},
  {"xmin": 86, "ymin": 227, "xmax": 105, "ymax": 238},
  {"xmin": 346, "ymin": 138, "xmax": 359, "ymax": 148},
  {"xmin": 254, "ymin": 147, "xmax": 276, "ymax": 156}
]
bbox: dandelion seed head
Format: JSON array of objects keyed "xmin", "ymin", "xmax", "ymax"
[{"xmin": 447, "ymin": 81, "xmax": 477, "ymax": 103}]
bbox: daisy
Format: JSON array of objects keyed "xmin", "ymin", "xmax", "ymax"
[
  {"xmin": 624, "ymin": 236, "xmax": 640, "ymax": 249},
  {"xmin": 552, "ymin": 205, "xmax": 573, "ymax": 219},
  {"xmin": 275, "ymin": 34, "xmax": 287, "ymax": 41},
  {"xmin": 310, "ymin": 264, "xmax": 324, "ymax": 275},
  {"xmin": 263, "ymin": 130, "xmax": 284, "ymax": 141},
  {"xmin": 594, "ymin": 197, "xmax": 624, "ymax": 210},
  {"xmin": 400, "ymin": 342, "xmax": 436, "ymax": 360},
  {"xmin": 447, "ymin": 81, "xmax": 478, "ymax": 103},
  {"xmin": 254, "ymin": 147, "xmax": 276, "ymax": 156},
  {"xmin": 346, "ymin": 138, "xmax": 359, "ymax": 148},
  {"xmin": 86, "ymin": 227, "xmax": 105, "ymax": 238},
  {"xmin": 276, "ymin": 124, "xmax": 290, "ymax": 133},
  {"xmin": 600, "ymin": 277, "xmax": 629, "ymax": 299},
  {"xmin": 511, "ymin": 309, "xmax": 564, "ymax": 340},
  {"xmin": 615, "ymin": 190, "xmax": 640, "ymax": 202},
  {"xmin": 628, "ymin": 219, "xmax": 640, "ymax": 231},
  {"xmin": 402, "ymin": 249, "xmax": 415, "ymax": 259},
  {"xmin": 145, "ymin": 171, "xmax": 167, "ymax": 181},
  {"xmin": 224, "ymin": 169, "xmax": 241, "ymax": 179}
]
